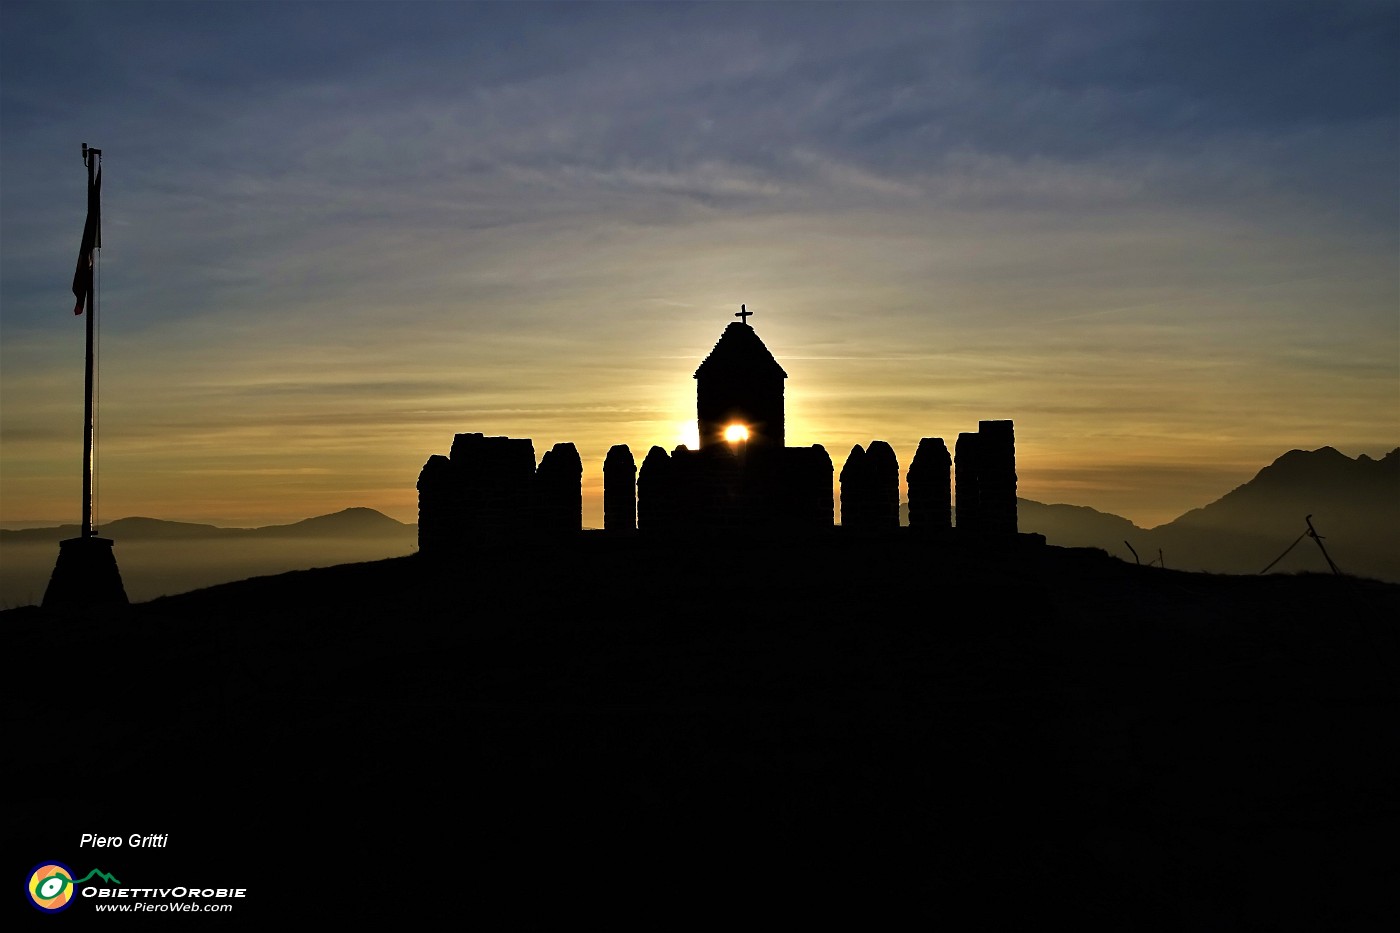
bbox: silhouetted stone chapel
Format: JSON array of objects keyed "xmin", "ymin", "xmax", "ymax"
[{"xmin": 417, "ymin": 308, "xmax": 1017, "ymax": 551}]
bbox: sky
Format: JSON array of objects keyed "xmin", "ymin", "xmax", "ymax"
[{"xmin": 2, "ymin": 0, "xmax": 1396, "ymax": 530}]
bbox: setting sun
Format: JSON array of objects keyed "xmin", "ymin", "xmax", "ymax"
[{"xmin": 724, "ymin": 424, "xmax": 750, "ymax": 444}]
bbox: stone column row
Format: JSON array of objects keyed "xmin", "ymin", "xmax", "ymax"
[{"xmin": 416, "ymin": 433, "xmax": 582, "ymax": 554}]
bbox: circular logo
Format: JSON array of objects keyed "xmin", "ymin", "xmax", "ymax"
[{"xmin": 27, "ymin": 862, "xmax": 77, "ymax": 913}]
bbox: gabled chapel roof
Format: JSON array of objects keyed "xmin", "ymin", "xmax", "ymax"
[{"xmin": 694, "ymin": 322, "xmax": 788, "ymax": 380}]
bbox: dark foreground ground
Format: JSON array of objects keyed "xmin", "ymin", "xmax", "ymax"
[{"xmin": 6, "ymin": 531, "xmax": 1397, "ymax": 926}]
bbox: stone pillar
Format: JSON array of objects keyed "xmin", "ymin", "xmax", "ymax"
[
  {"xmin": 775, "ymin": 445, "xmax": 834, "ymax": 532},
  {"xmin": 535, "ymin": 442, "xmax": 582, "ymax": 534},
  {"xmin": 416, "ymin": 454, "xmax": 455, "ymax": 555},
  {"xmin": 908, "ymin": 437, "xmax": 952, "ymax": 532},
  {"xmin": 603, "ymin": 445, "xmax": 637, "ymax": 533},
  {"xmin": 839, "ymin": 444, "xmax": 870, "ymax": 530},
  {"xmin": 978, "ymin": 420, "xmax": 1017, "ymax": 535},
  {"xmin": 637, "ymin": 446, "xmax": 673, "ymax": 534},
  {"xmin": 449, "ymin": 433, "xmax": 536, "ymax": 536},
  {"xmin": 866, "ymin": 440, "xmax": 900, "ymax": 531},
  {"xmin": 955, "ymin": 432, "xmax": 981, "ymax": 532},
  {"xmin": 805, "ymin": 444, "xmax": 835, "ymax": 532}
]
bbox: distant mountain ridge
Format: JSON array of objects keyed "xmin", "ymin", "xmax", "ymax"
[
  {"xmin": 1020, "ymin": 446, "xmax": 1399, "ymax": 582},
  {"xmin": 7, "ymin": 448, "xmax": 1396, "ymax": 583},
  {"xmin": 0, "ymin": 507, "xmax": 420, "ymax": 605},
  {"xmin": 1015, "ymin": 499, "xmax": 1147, "ymax": 551},
  {"xmin": 0, "ymin": 507, "xmax": 416, "ymax": 542}
]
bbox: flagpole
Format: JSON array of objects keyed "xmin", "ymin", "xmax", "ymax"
[
  {"xmin": 81, "ymin": 143, "xmax": 99, "ymax": 539},
  {"xmin": 44, "ymin": 142, "xmax": 127, "ymax": 613}
]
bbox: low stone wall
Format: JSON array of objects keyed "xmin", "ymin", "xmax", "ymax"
[{"xmin": 419, "ymin": 420, "xmax": 1015, "ymax": 552}]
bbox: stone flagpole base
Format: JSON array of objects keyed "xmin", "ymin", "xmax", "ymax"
[{"xmin": 41, "ymin": 536, "xmax": 129, "ymax": 614}]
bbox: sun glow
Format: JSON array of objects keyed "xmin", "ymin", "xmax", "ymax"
[
  {"xmin": 724, "ymin": 424, "xmax": 750, "ymax": 444},
  {"xmin": 677, "ymin": 421, "xmax": 700, "ymax": 450}
]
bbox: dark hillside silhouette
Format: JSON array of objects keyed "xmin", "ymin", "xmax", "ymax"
[{"xmin": 6, "ymin": 539, "xmax": 1396, "ymax": 924}]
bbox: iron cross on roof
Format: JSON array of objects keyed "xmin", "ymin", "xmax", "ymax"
[{"xmin": 735, "ymin": 304, "xmax": 753, "ymax": 325}]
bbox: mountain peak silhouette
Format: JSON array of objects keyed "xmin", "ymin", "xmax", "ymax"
[
  {"xmin": 1011, "ymin": 445, "xmax": 1398, "ymax": 581},
  {"xmin": 1143, "ymin": 445, "xmax": 1399, "ymax": 579},
  {"xmin": 267, "ymin": 507, "xmax": 409, "ymax": 536},
  {"xmin": 1218, "ymin": 445, "xmax": 1396, "ymax": 503}
]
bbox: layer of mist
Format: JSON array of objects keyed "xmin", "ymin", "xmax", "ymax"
[
  {"xmin": 6, "ymin": 446, "xmax": 1394, "ymax": 606},
  {"xmin": 1, "ymin": 508, "xmax": 416, "ymax": 606}
]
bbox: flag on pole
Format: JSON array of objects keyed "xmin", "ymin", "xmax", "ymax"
[{"xmin": 71, "ymin": 160, "xmax": 101, "ymax": 315}]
